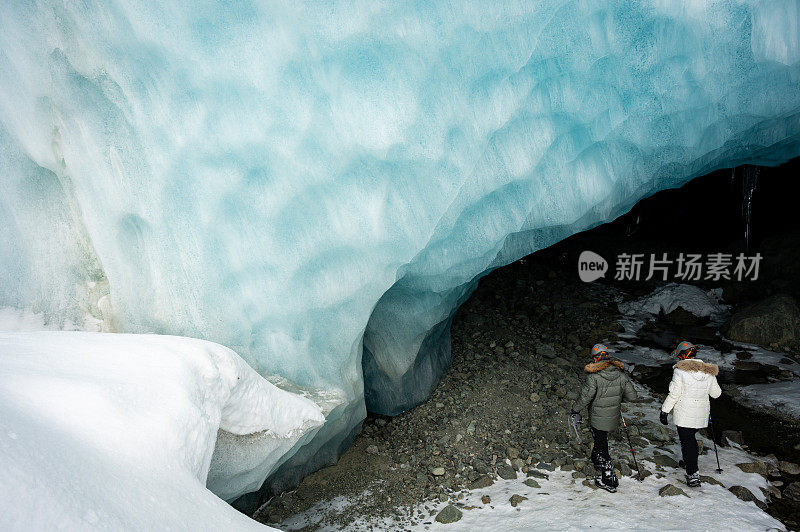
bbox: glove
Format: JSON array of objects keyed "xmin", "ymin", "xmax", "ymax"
[
  {"xmin": 660, "ymin": 411, "xmax": 668, "ymax": 425},
  {"xmin": 570, "ymin": 412, "xmax": 582, "ymax": 424}
]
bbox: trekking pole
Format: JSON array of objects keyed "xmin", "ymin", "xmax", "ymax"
[
  {"xmin": 620, "ymin": 414, "xmax": 643, "ymax": 481},
  {"xmin": 709, "ymin": 414, "xmax": 723, "ymax": 473}
]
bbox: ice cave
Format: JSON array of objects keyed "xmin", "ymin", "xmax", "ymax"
[{"xmin": 1, "ymin": 1, "xmax": 800, "ymax": 530}]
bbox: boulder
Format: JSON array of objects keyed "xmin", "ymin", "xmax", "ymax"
[
  {"xmin": 728, "ymin": 485, "xmax": 767, "ymax": 509},
  {"xmin": 664, "ymin": 306, "xmax": 709, "ymax": 326},
  {"xmin": 469, "ymin": 475, "xmax": 494, "ymax": 489},
  {"xmin": 723, "ymin": 294, "xmax": 800, "ymax": 348},
  {"xmin": 736, "ymin": 461, "xmax": 769, "ymax": 476},
  {"xmin": 639, "ymin": 423, "xmax": 672, "ymax": 443},
  {"xmin": 721, "ymin": 430, "xmax": 744, "ymax": 447},
  {"xmin": 652, "ymin": 454, "xmax": 679, "ymax": 468},
  {"xmin": 785, "ymin": 482, "xmax": 800, "ymax": 502},
  {"xmin": 779, "ymin": 461, "xmax": 800, "ymax": 476},
  {"xmin": 523, "ymin": 479, "xmax": 541, "ymax": 488},
  {"xmin": 435, "ymin": 504, "xmax": 463, "ymax": 524},
  {"xmin": 496, "ymin": 463, "xmax": 517, "ymax": 480},
  {"xmin": 537, "ymin": 344, "xmax": 557, "ymax": 359}
]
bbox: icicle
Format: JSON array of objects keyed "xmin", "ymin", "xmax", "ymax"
[{"xmin": 741, "ymin": 165, "xmax": 759, "ymax": 251}]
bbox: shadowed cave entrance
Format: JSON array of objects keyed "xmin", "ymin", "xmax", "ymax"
[
  {"xmin": 362, "ymin": 158, "xmax": 800, "ymax": 420},
  {"xmin": 253, "ymin": 159, "xmax": 800, "ymax": 529}
]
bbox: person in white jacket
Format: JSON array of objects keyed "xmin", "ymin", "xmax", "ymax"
[{"xmin": 660, "ymin": 341, "xmax": 722, "ymax": 487}]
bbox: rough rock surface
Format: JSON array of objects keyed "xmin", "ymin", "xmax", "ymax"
[{"xmin": 723, "ymin": 294, "xmax": 800, "ymax": 348}]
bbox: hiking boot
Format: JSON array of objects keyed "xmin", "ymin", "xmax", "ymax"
[
  {"xmin": 595, "ymin": 474, "xmax": 617, "ymax": 493},
  {"xmin": 686, "ymin": 472, "xmax": 701, "ymax": 488},
  {"xmin": 602, "ymin": 460, "xmax": 619, "ymax": 489}
]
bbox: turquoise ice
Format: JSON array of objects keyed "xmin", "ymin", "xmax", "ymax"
[{"xmin": 1, "ymin": 0, "xmax": 799, "ymax": 500}]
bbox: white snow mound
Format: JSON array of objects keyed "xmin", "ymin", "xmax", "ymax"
[
  {"xmin": 0, "ymin": 331, "xmax": 325, "ymax": 531},
  {"xmin": 619, "ymin": 283, "xmax": 728, "ymax": 323}
]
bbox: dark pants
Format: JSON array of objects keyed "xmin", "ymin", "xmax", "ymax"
[
  {"xmin": 677, "ymin": 426, "xmax": 699, "ymax": 475},
  {"xmin": 591, "ymin": 427, "xmax": 611, "ymax": 464}
]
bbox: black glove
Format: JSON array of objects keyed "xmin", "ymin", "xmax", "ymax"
[
  {"xmin": 660, "ymin": 411, "xmax": 668, "ymax": 425},
  {"xmin": 570, "ymin": 412, "xmax": 582, "ymax": 424}
]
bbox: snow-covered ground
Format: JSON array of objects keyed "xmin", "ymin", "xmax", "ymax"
[
  {"xmin": 285, "ymin": 385, "xmax": 785, "ymax": 531},
  {"xmin": 0, "ymin": 330, "xmax": 327, "ymax": 531}
]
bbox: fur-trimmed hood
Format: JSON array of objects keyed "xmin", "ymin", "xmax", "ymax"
[
  {"xmin": 674, "ymin": 358, "xmax": 719, "ymax": 376},
  {"xmin": 584, "ymin": 359, "xmax": 626, "ymax": 373}
]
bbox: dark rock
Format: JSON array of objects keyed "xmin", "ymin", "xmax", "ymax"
[
  {"xmin": 523, "ymin": 479, "xmax": 541, "ymax": 488},
  {"xmin": 723, "ymin": 294, "xmax": 800, "ymax": 348},
  {"xmin": 785, "ymin": 482, "xmax": 800, "ymax": 502},
  {"xmin": 509, "ymin": 494, "xmax": 528, "ymax": 507},
  {"xmin": 779, "ymin": 461, "xmax": 800, "ymax": 476},
  {"xmin": 582, "ymin": 479, "xmax": 599, "ymax": 489},
  {"xmin": 659, "ymin": 484, "xmax": 688, "ymax": 497},
  {"xmin": 664, "ymin": 306, "xmax": 709, "ymax": 326},
  {"xmin": 652, "ymin": 454, "xmax": 679, "ymax": 468},
  {"xmin": 481, "ymin": 495, "xmax": 491, "ymax": 504},
  {"xmin": 699, "ymin": 475, "xmax": 724, "ymax": 487},
  {"xmin": 736, "ymin": 462, "xmax": 768, "ymax": 476},
  {"xmin": 472, "ymin": 459, "xmax": 490, "ymax": 475},
  {"xmin": 536, "ymin": 462, "xmax": 556, "ymax": 471},
  {"xmin": 639, "ymin": 423, "xmax": 671, "ymax": 443},
  {"xmin": 728, "ymin": 486, "xmax": 767, "ymax": 509},
  {"xmin": 435, "ymin": 504, "xmax": 463, "ymax": 524},
  {"xmin": 469, "ymin": 474, "xmax": 494, "ymax": 490},
  {"xmin": 721, "ymin": 430, "xmax": 744, "ymax": 447},
  {"xmin": 496, "ymin": 463, "xmax": 517, "ymax": 480},
  {"xmin": 527, "ymin": 470, "xmax": 549, "ymax": 479},
  {"xmin": 538, "ymin": 344, "xmax": 557, "ymax": 359}
]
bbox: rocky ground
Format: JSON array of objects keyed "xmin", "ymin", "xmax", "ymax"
[{"xmin": 253, "ymin": 232, "xmax": 800, "ymax": 531}]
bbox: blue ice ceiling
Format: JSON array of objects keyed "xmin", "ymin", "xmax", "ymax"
[{"xmin": 1, "ymin": 0, "xmax": 800, "ymax": 496}]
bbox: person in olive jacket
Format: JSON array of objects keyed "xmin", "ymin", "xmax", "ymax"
[{"xmin": 570, "ymin": 344, "xmax": 637, "ymax": 492}]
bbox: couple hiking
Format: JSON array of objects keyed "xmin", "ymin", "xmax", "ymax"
[{"xmin": 570, "ymin": 341, "xmax": 722, "ymax": 492}]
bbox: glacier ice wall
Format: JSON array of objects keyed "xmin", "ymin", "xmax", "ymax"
[{"xmin": 2, "ymin": 0, "xmax": 800, "ymax": 499}]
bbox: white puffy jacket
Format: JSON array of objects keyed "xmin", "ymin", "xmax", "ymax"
[{"xmin": 661, "ymin": 358, "xmax": 722, "ymax": 429}]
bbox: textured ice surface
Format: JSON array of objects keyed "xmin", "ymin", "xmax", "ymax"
[
  {"xmin": 0, "ymin": 331, "xmax": 325, "ymax": 528},
  {"xmin": 2, "ymin": 0, "xmax": 800, "ymax": 499}
]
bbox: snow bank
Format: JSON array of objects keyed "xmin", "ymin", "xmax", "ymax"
[
  {"xmin": 619, "ymin": 284, "xmax": 728, "ymax": 324},
  {"xmin": 0, "ymin": 331, "xmax": 324, "ymax": 530}
]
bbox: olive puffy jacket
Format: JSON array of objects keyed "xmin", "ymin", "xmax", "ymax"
[
  {"xmin": 571, "ymin": 359, "xmax": 638, "ymax": 432},
  {"xmin": 661, "ymin": 358, "xmax": 722, "ymax": 429}
]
